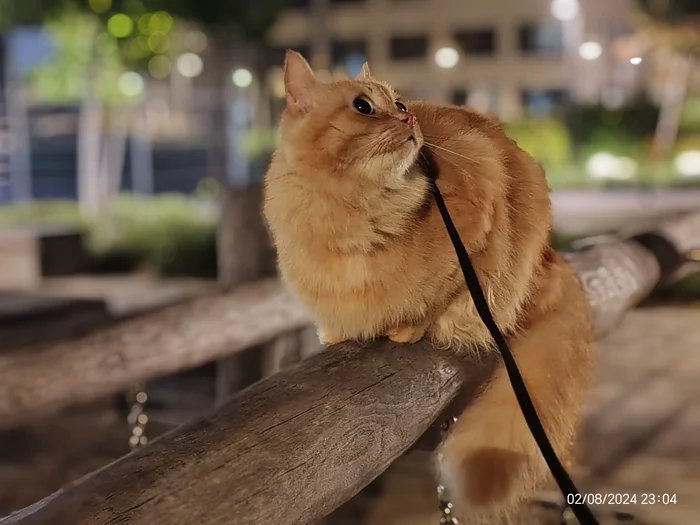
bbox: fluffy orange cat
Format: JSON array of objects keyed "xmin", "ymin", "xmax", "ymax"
[{"xmin": 263, "ymin": 50, "xmax": 595, "ymax": 522}]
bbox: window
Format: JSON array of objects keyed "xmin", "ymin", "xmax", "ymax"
[
  {"xmin": 330, "ymin": 39, "xmax": 368, "ymax": 75},
  {"xmin": 390, "ymin": 35, "xmax": 429, "ymax": 60},
  {"xmin": 453, "ymin": 29, "xmax": 496, "ymax": 56},
  {"xmin": 518, "ymin": 24, "xmax": 563, "ymax": 55},
  {"xmin": 521, "ymin": 89, "xmax": 566, "ymax": 115},
  {"xmin": 451, "ymin": 88, "xmax": 468, "ymax": 106},
  {"xmin": 264, "ymin": 44, "xmax": 311, "ymax": 68}
]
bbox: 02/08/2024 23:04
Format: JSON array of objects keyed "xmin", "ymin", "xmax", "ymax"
[{"xmin": 566, "ymin": 493, "xmax": 677, "ymax": 505}]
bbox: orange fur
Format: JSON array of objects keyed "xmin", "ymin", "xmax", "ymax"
[{"xmin": 263, "ymin": 51, "xmax": 595, "ymax": 522}]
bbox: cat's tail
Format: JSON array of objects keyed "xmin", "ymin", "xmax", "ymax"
[{"xmin": 436, "ymin": 315, "xmax": 593, "ymax": 523}]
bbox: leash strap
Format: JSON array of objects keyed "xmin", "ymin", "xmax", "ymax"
[{"xmin": 430, "ymin": 179, "xmax": 599, "ymax": 525}]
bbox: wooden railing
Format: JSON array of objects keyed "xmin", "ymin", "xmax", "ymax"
[
  {"xmin": 2, "ymin": 211, "xmax": 700, "ymax": 525},
  {"xmin": 0, "ymin": 279, "xmax": 314, "ymax": 430}
]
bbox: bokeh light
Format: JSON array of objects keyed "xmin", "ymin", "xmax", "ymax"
[
  {"xmin": 88, "ymin": 0, "xmax": 112, "ymax": 14},
  {"xmin": 138, "ymin": 14, "xmax": 152, "ymax": 35},
  {"xmin": 118, "ymin": 71, "xmax": 145, "ymax": 97},
  {"xmin": 176, "ymin": 53, "xmax": 204, "ymax": 79},
  {"xmin": 434, "ymin": 47, "xmax": 459, "ymax": 69},
  {"xmin": 148, "ymin": 55, "xmax": 171, "ymax": 79},
  {"xmin": 630, "ymin": 56, "xmax": 643, "ymax": 65},
  {"xmin": 107, "ymin": 14, "xmax": 134, "ymax": 39},
  {"xmin": 578, "ymin": 42, "xmax": 602, "ymax": 61},
  {"xmin": 185, "ymin": 31, "xmax": 208, "ymax": 53},
  {"xmin": 232, "ymin": 68, "xmax": 253, "ymax": 88},
  {"xmin": 129, "ymin": 36, "xmax": 151, "ymax": 59},
  {"xmin": 586, "ymin": 153, "xmax": 637, "ymax": 180},
  {"xmin": 550, "ymin": 0, "xmax": 579, "ymax": 21},
  {"xmin": 148, "ymin": 32, "xmax": 171, "ymax": 54},
  {"xmin": 674, "ymin": 151, "xmax": 700, "ymax": 177},
  {"xmin": 150, "ymin": 12, "xmax": 173, "ymax": 34}
]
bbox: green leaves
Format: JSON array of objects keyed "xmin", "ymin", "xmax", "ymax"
[{"xmin": 135, "ymin": 0, "xmax": 285, "ymax": 40}]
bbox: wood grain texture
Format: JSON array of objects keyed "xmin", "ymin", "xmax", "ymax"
[
  {"xmin": 0, "ymin": 340, "xmax": 477, "ymax": 525},
  {"xmin": 0, "ymin": 279, "xmax": 313, "ymax": 430}
]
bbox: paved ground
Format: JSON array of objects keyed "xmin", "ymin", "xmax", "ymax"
[{"xmin": 1, "ymin": 306, "xmax": 699, "ymax": 524}]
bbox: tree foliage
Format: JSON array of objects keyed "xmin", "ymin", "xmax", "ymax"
[
  {"xmin": 26, "ymin": 0, "xmax": 285, "ymax": 39},
  {"xmin": 29, "ymin": 7, "xmax": 127, "ymax": 103},
  {"xmin": 135, "ymin": 0, "xmax": 285, "ymax": 40}
]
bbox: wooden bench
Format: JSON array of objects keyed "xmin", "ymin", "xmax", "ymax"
[{"xmin": 0, "ymin": 278, "xmax": 314, "ymax": 430}]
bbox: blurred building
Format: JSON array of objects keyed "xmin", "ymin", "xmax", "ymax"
[{"xmin": 265, "ymin": 0, "xmax": 641, "ymax": 120}]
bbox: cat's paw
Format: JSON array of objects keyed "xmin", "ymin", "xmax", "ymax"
[
  {"xmin": 385, "ymin": 323, "xmax": 428, "ymax": 344},
  {"xmin": 317, "ymin": 327, "xmax": 345, "ymax": 346}
]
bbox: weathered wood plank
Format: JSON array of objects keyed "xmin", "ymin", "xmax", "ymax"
[
  {"xmin": 0, "ymin": 340, "xmax": 476, "ymax": 525},
  {"xmin": 0, "ymin": 279, "xmax": 313, "ymax": 430}
]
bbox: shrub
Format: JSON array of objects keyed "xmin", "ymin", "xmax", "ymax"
[{"xmin": 0, "ymin": 194, "xmax": 218, "ymax": 278}]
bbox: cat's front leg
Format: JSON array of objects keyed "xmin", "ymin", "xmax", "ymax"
[
  {"xmin": 385, "ymin": 320, "xmax": 431, "ymax": 344},
  {"xmin": 317, "ymin": 327, "xmax": 347, "ymax": 346}
]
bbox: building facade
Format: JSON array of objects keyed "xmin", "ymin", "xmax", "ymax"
[{"xmin": 265, "ymin": 0, "xmax": 639, "ymax": 120}]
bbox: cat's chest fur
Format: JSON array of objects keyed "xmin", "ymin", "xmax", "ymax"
[{"xmin": 269, "ymin": 168, "xmax": 432, "ymax": 337}]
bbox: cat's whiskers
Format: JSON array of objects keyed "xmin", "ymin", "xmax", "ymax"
[
  {"xmin": 423, "ymin": 140, "xmax": 490, "ymax": 170},
  {"xmin": 423, "ymin": 145, "xmax": 468, "ymax": 174}
]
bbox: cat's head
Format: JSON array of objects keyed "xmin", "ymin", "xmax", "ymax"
[{"xmin": 278, "ymin": 50, "xmax": 423, "ymax": 180}]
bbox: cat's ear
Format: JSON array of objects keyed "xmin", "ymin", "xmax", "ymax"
[
  {"xmin": 356, "ymin": 62, "xmax": 372, "ymax": 79},
  {"xmin": 284, "ymin": 50, "xmax": 317, "ymax": 114}
]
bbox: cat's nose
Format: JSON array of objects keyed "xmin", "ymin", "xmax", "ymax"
[{"xmin": 401, "ymin": 113, "xmax": 416, "ymax": 128}]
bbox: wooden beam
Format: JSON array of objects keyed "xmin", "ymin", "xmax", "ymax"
[
  {"xmin": 0, "ymin": 340, "xmax": 476, "ymax": 525},
  {"xmin": 0, "ymin": 279, "xmax": 313, "ymax": 430},
  {"xmin": 2, "ymin": 212, "xmax": 699, "ymax": 525}
]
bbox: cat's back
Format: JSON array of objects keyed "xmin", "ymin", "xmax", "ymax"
[{"xmin": 407, "ymin": 100, "xmax": 503, "ymax": 142}]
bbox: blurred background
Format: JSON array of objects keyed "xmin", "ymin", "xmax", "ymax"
[
  {"xmin": 1, "ymin": 0, "xmax": 700, "ymax": 524},
  {"xmin": 1, "ymin": 0, "xmax": 700, "ymax": 266}
]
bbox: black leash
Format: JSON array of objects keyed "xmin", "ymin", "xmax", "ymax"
[{"xmin": 428, "ymin": 178, "xmax": 599, "ymax": 525}]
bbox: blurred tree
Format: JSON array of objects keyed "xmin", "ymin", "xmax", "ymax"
[
  {"xmin": 132, "ymin": 0, "xmax": 286, "ymax": 287},
  {"xmin": 636, "ymin": 0, "xmax": 700, "ymax": 160},
  {"xmin": 5, "ymin": 0, "xmax": 284, "ymax": 283}
]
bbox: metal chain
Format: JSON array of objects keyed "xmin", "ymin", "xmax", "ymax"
[
  {"xmin": 437, "ymin": 416, "xmax": 459, "ymax": 525},
  {"xmin": 126, "ymin": 382, "xmax": 149, "ymax": 450}
]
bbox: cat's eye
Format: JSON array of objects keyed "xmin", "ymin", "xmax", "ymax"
[
  {"xmin": 352, "ymin": 97, "xmax": 374, "ymax": 115},
  {"xmin": 395, "ymin": 101, "xmax": 407, "ymax": 112}
]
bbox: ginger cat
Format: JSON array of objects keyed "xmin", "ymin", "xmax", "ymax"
[{"xmin": 263, "ymin": 50, "xmax": 594, "ymax": 523}]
